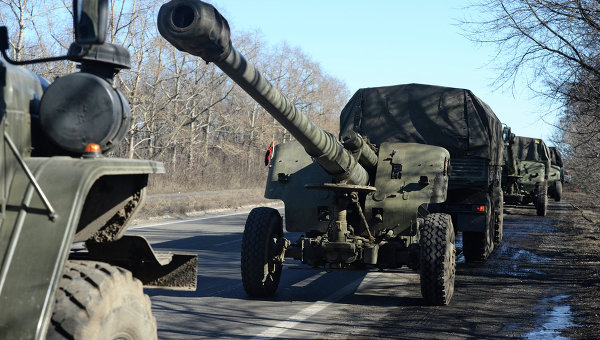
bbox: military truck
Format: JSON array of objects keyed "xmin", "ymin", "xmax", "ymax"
[
  {"xmin": 548, "ymin": 146, "xmax": 564, "ymax": 201},
  {"xmin": 502, "ymin": 129, "xmax": 551, "ymax": 216},
  {"xmin": 339, "ymin": 84, "xmax": 504, "ymax": 263},
  {"xmin": 157, "ymin": 0, "xmax": 503, "ymax": 305},
  {"xmin": 0, "ymin": 1, "xmax": 196, "ymax": 339}
]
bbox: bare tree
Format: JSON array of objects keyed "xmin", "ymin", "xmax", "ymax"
[
  {"xmin": 463, "ymin": 0, "xmax": 600, "ymax": 93},
  {"xmin": 464, "ymin": 0, "xmax": 600, "ymax": 194},
  {"xmin": 0, "ymin": 0, "xmax": 65, "ymax": 60},
  {"xmin": 6, "ymin": 0, "xmax": 350, "ymax": 192}
]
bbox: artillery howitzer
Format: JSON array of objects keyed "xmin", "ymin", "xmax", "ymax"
[
  {"xmin": 0, "ymin": 1, "xmax": 197, "ymax": 338},
  {"xmin": 502, "ymin": 128, "xmax": 550, "ymax": 216},
  {"xmin": 157, "ymin": 0, "xmax": 503, "ymax": 305}
]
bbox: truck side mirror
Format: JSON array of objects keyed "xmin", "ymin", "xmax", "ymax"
[{"xmin": 73, "ymin": 0, "xmax": 108, "ymax": 45}]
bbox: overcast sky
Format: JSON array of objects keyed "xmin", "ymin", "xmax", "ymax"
[{"xmin": 210, "ymin": 0, "xmax": 558, "ymax": 144}]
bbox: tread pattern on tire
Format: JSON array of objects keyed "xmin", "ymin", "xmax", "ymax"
[
  {"xmin": 241, "ymin": 207, "xmax": 283, "ymax": 297},
  {"xmin": 420, "ymin": 213, "xmax": 455, "ymax": 306},
  {"xmin": 47, "ymin": 260, "xmax": 156, "ymax": 340},
  {"xmin": 494, "ymin": 190, "xmax": 504, "ymax": 244},
  {"xmin": 536, "ymin": 185, "xmax": 548, "ymax": 216}
]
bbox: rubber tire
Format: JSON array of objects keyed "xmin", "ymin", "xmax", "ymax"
[
  {"xmin": 419, "ymin": 213, "xmax": 456, "ymax": 306},
  {"xmin": 47, "ymin": 261, "xmax": 157, "ymax": 340},
  {"xmin": 553, "ymin": 181, "xmax": 562, "ymax": 202},
  {"xmin": 535, "ymin": 185, "xmax": 548, "ymax": 216},
  {"xmin": 241, "ymin": 207, "xmax": 284, "ymax": 297},
  {"xmin": 494, "ymin": 189, "xmax": 504, "ymax": 244}
]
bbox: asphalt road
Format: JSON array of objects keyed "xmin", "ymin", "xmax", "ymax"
[
  {"xmin": 146, "ymin": 189, "xmax": 257, "ymax": 201},
  {"xmin": 129, "ymin": 200, "xmax": 579, "ymax": 339}
]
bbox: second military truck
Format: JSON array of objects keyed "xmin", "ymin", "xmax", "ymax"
[{"xmin": 502, "ymin": 129, "xmax": 551, "ymax": 216}]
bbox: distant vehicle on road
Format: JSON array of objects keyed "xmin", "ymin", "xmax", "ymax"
[
  {"xmin": 502, "ymin": 129, "xmax": 551, "ymax": 216},
  {"xmin": 562, "ymin": 169, "xmax": 572, "ymax": 183}
]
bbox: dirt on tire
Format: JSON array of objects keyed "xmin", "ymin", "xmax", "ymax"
[{"xmin": 47, "ymin": 260, "xmax": 157, "ymax": 340}]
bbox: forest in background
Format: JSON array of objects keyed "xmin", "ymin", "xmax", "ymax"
[
  {"xmin": 3, "ymin": 0, "xmax": 599, "ymax": 198},
  {"xmin": 0, "ymin": 0, "xmax": 347, "ymax": 193}
]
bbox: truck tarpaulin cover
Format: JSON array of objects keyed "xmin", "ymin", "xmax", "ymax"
[
  {"xmin": 339, "ymin": 83, "xmax": 503, "ymax": 165},
  {"xmin": 549, "ymin": 147, "xmax": 563, "ymax": 167},
  {"xmin": 513, "ymin": 136, "xmax": 550, "ymax": 162}
]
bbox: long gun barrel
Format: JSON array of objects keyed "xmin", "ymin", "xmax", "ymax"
[{"xmin": 157, "ymin": 0, "xmax": 375, "ymax": 185}]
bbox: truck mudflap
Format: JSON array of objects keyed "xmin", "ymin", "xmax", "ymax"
[
  {"xmin": 456, "ymin": 212, "xmax": 487, "ymax": 232},
  {"xmin": 427, "ymin": 201, "xmax": 490, "ymax": 233},
  {"xmin": 77, "ymin": 235, "xmax": 197, "ymax": 290},
  {"xmin": 0, "ymin": 157, "xmax": 163, "ymax": 339}
]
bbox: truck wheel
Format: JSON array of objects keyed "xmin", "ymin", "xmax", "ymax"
[
  {"xmin": 553, "ymin": 181, "xmax": 562, "ymax": 202},
  {"xmin": 47, "ymin": 261, "xmax": 156, "ymax": 340},
  {"xmin": 494, "ymin": 190, "xmax": 504, "ymax": 244},
  {"xmin": 419, "ymin": 213, "xmax": 455, "ymax": 306},
  {"xmin": 535, "ymin": 185, "xmax": 548, "ymax": 216},
  {"xmin": 241, "ymin": 207, "xmax": 284, "ymax": 297}
]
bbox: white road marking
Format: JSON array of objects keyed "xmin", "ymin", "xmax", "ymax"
[
  {"xmin": 291, "ymin": 271, "xmax": 327, "ymax": 288},
  {"xmin": 252, "ymin": 272, "xmax": 382, "ymax": 339}
]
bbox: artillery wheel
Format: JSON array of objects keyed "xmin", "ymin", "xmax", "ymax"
[
  {"xmin": 494, "ymin": 190, "xmax": 504, "ymax": 244},
  {"xmin": 47, "ymin": 261, "xmax": 156, "ymax": 340},
  {"xmin": 535, "ymin": 185, "xmax": 548, "ymax": 216},
  {"xmin": 419, "ymin": 213, "xmax": 455, "ymax": 306},
  {"xmin": 552, "ymin": 181, "xmax": 562, "ymax": 202},
  {"xmin": 241, "ymin": 207, "xmax": 284, "ymax": 297}
]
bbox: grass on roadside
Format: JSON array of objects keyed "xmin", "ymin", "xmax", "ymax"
[{"xmin": 135, "ymin": 188, "xmax": 279, "ymax": 223}]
